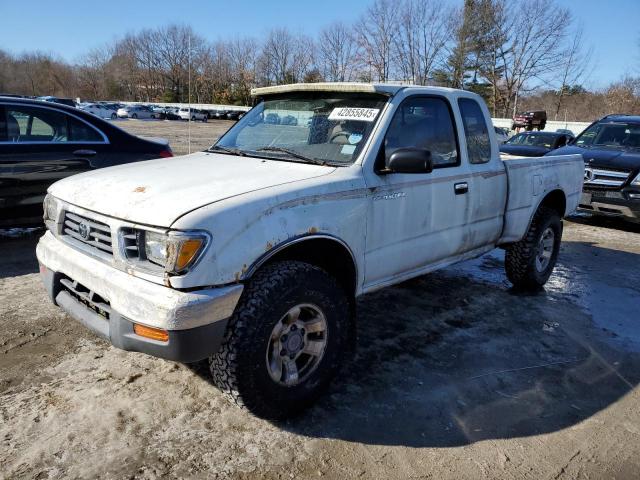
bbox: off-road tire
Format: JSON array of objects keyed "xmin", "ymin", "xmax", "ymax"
[
  {"xmin": 210, "ymin": 260, "xmax": 350, "ymax": 419},
  {"xmin": 505, "ymin": 206, "xmax": 562, "ymax": 290}
]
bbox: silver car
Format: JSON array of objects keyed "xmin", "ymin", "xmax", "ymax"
[{"xmin": 116, "ymin": 105, "xmax": 156, "ymax": 119}]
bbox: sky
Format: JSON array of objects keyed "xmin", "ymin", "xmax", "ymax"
[{"xmin": 1, "ymin": 0, "xmax": 638, "ymax": 89}]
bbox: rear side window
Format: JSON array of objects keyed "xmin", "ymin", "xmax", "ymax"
[
  {"xmin": 4, "ymin": 106, "xmax": 104, "ymax": 143},
  {"xmin": 385, "ymin": 96, "xmax": 459, "ymax": 168},
  {"xmin": 458, "ymin": 98, "xmax": 491, "ymax": 164}
]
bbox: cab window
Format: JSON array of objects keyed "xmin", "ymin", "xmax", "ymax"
[
  {"xmin": 4, "ymin": 106, "xmax": 104, "ymax": 143},
  {"xmin": 458, "ymin": 98, "xmax": 491, "ymax": 164},
  {"xmin": 384, "ymin": 96, "xmax": 459, "ymax": 168}
]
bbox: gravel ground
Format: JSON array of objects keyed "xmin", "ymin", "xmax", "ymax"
[{"xmin": 1, "ymin": 120, "xmax": 639, "ymax": 479}]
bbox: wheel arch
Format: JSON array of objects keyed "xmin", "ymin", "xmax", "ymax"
[
  {"xmin": 538, "ymin": 189, "xmax": 567, "ymax": 218},
  {"xmin": 243, "ymin": 234, "xmax": 358, "ymax": 298},
  {"xmin": 523, "ymin": 189, "xmax": 567, "ymax": 239}
]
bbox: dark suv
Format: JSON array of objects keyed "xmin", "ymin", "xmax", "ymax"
[
  {"xmin": 512, "ymin": 110, "xmax": 547, "ymax": 131},
  {"xmin": 546, "ymin": 114, "xmax": 640, "ymax": 222}
]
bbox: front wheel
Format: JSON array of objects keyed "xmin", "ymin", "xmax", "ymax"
[
  {"xmin": 210, "ymin": 261, "xmax": 350, "ymax": 419},
  {"xmin": 131, "ymin": 113, "xmax": 137, "ymax": 119},
  {"xmin": 111, "ymin": 113, "xmax": 117, "ymax": 119},
  {"xmin": 505, "ymin": 206, "xmax": 562, "ymax": 290}
]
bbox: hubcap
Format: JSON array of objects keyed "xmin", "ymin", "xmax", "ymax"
[
  {"xmin": 266, "ymin": 303, "xmax": 328, "ymax": 386},
  {"xmin": 535, "ymin": 227, "xmax": 555, "ymax": 272}
]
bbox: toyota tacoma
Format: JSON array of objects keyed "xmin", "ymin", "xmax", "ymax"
[{"xmin": 37, "ymin": 83, "xmax": 583, "ymax": 418}]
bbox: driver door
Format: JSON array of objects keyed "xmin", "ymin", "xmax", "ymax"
[{"xmin": 362, "ymin": 95, "xmax": 472, "ymax": 289}]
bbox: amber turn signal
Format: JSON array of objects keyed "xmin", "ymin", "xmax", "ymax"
[
  {"xmin": 175, "ymin": 238, "xmax": 204, "ymax": 271},
  {"xmin": 133, "ymin": 323, "xmax": 169, "ymax": 342}
]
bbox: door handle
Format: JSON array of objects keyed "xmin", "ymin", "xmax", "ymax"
[
  {"xmin": 454, "ymin": 182, "xmax": 468, "ymax": 195},
  {"xmin": 73, "ymin": 149, "xmax": 97, "ymax": 157}
]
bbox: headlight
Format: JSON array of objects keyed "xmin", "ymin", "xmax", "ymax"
[
  {"xmin": 43, "ymin": 194, "xmax": 59, "ymax": 230},
  {"xmin": 140, "ymin": 230, "xmax": 208, "ymax": 274}
]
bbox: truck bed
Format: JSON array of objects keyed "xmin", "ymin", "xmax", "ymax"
[{"xmin": 499, "ymin": 154, "xmax": 584, "ymax": 244}]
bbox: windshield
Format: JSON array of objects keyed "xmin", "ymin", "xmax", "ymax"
[
  {"xmin": 506, "ymin": 133, "xmax": 556, "ymax": 148},
  {"xmin": 212, "ymin": 92, "xmax": 388, "ymax": 166},
  {"xmin": 575, "ymin": 122, "xmax": 640, "ymax": 149}
]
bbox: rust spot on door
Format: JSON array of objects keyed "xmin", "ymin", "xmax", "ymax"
[{"xmin": 133, "ymin": 186, "xmax": 147, "ymax": 193}]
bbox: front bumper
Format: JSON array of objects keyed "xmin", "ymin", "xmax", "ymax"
[
  {"xmin": 578, "ymin": 190, "xmax": 640, "ymax": 221},
  {"xmin": 36, "ymin": 231, "xmax": 243, "ymax": 362}
]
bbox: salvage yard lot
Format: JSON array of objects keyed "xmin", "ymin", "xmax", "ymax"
[
  {"xmin": 115, "ymin": 118, "xmax": 236, "ymax": 155},
  {"xmin": 1, "ymin": 120, "xmax": 639, "ymax": 479}
]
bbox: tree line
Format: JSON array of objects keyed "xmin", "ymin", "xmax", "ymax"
[{"xmin": 1, "ymin": 0, "xmax": 638, "ymax": 121}]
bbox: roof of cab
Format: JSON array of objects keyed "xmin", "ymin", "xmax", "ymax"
[{"xmin": 251, "ymin": 82, "xmax": 461, "ymax": 97}]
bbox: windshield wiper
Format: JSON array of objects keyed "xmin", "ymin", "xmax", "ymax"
[
  {"xmin": 208, "ymin": 145, "xmax": 248, "ymax": 156},
  {"xmin": 255, "ymin": 146, "xmax": 329, "ymax": 166}
]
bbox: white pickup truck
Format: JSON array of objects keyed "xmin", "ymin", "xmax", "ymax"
[{"xmin": 37, "ymin": 83, "xmax": 583, "ymax": 418}]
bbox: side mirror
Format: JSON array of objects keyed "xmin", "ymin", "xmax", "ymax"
[{"xmin": 386, "ymin": 148, "xmax": 433, "ymax": 174}]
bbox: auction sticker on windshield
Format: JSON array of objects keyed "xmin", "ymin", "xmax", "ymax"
[{"xmin": 328, "ymin": 107, "xmax": 380, "ymax": 122}]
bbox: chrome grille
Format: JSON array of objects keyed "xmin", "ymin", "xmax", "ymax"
[
  {"xmin": 62, "ymin": 211, "xmax": 113, "ymax": 254},
  {"xmin": 120, "ymin": 227, "xmax": 140, "ymax": 259},
  {"xmin": 584, "ymin": 167, "xmax": 630, "ymax": 189}
]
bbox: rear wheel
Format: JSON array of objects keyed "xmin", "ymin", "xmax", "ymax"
[
  {"xmin": 505, "ymin": 206, "xmax": 562, "ymax": 290},
  {"xmin": 110, "ymin": 112, "xmax": 116, "ymax": 119},
  {"xmin": 210, "ymin": 261, "xmax": 350, "ymax": 419}
]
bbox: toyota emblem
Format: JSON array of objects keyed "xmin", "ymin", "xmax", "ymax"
[{"xmin": 78, "ymin": 222, "xmax": 91, "ymax": 240}]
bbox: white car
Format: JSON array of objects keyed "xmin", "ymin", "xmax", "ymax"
[
  {"xmin": 177, "ymin": 108, "xmax": 208, "ymax": 122},
  {"xmin": 116, "ymin": 105, "xmax": 156, "ymax": 119},
  {"xmin": 37, "ymin": 83, "xmax": 583, "ymax": 419},
  {"xmin": 80, "ymin": 103, "xmax": 117, "ymax": 119}
]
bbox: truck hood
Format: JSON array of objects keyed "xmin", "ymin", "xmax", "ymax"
[
  {"xmin": 548, "ymin": 145, "xmax": 640, "ymax": 172},
  {"xmin": 49, "ymin": 152, "xmax": 336, "ymax": 226}
]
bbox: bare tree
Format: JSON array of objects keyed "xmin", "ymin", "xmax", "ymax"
[
  {"xmin": 552, "ymin": 25, "xmax": 594, "ymax": 119},
  {"xmin": 227, "ymin": 37, "xmax": 259, "ymax": 103},
  {"xmin": 497, "ymin": 0, "xmax": 570, "ymax": 116},
  {"xmin": 393, "ymin": 0, "xmax": 453, "ymax": 85},
  {"xmin": 319, "ymin": 22, "xmax": 358, "ymax": 82},
  {"xmin": 260, "ymin": 28, "xmax": 315, "ymax": 85},
  {"xmin": 356, "ymin": 0, "xmax": 400, "ymax": 81}
]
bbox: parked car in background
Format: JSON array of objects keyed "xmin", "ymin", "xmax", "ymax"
[
  {"xmin": 555, "ymin": 128, "xmax": 575, "ymax": 136},
  {"xmin": 79, "ymin": 103, "xmax": 117, "ymax": 120},
  {"xmin": 225, "ymin": 111, "xmax": 244, "ymax": 121},
  {"xmin": 547, "ymin": 114, "xmax": 640, "ymax": 222},
  {"xmin": 36, "ymin": 83, "xmax": 583, "ymax": 419},
  {"xmin": 177, "ymin": 108, "xmax": 207, "ymax": 121},
  {"xmin": 150, "ymin": 105, "xmax": 166, "ymax": 115},
  {"xmin": 494, "ymin": 126, "xmax": 510, "ymax": 144},
  {"xmin": 213, "ymin": 109, "xmax": 229, "ymax": 119},
  {"xmin": 99, "ymin": 102, "xmax": 124, "ymax": 111},
  {"xmin": 163, "ymin": 107, "xmax": 181, "ymax": 120},
  {"xmin": 500, "ymin": 131, "xmax": 574, "ymax": 157},
  {"xmin": 36, "ymin": 96, "xmax": 77, "ymax": 108},
  {"xmin": 116, "ymin": 105, "xmax": 156, "ymax": 119},
  {"xmin": 0, "ymin": 96, "xmax": 172, "ymax": 227},
  {"xmin": 512, "ymin": 110, "xmax": 547, "ymax": 131},
  {"xmin": 265, "ymin": 112, "xmax": 280, "ymax": 124}
]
